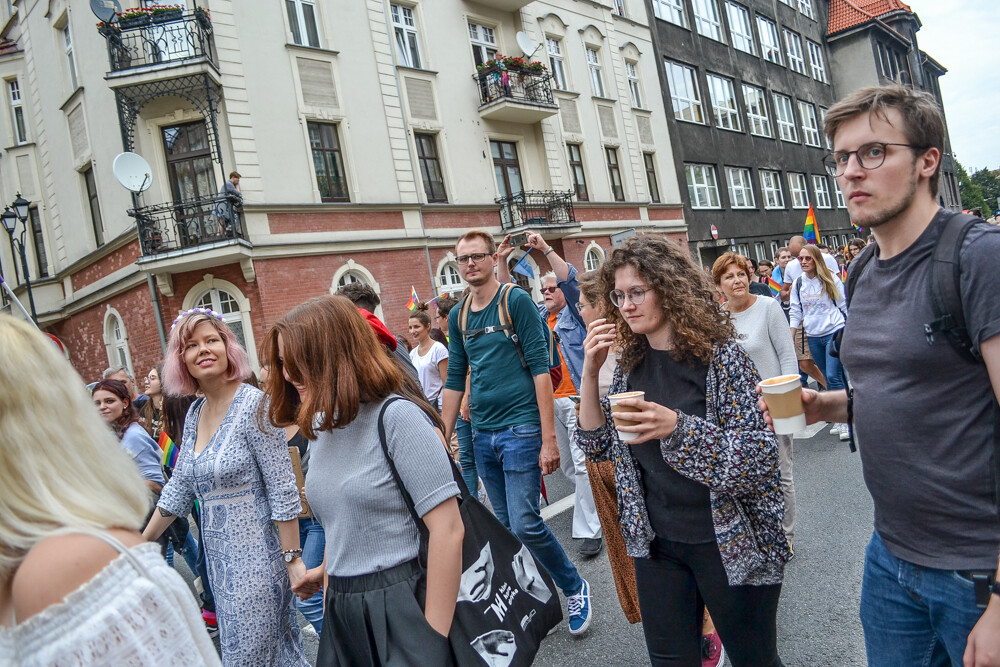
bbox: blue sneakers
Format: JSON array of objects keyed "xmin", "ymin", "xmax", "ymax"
[{"xmin": 567, "ymin": 579, "xmax": 592, "ymax": 635}]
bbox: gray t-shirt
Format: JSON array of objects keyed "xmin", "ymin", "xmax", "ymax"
[
  {"xmin": 305, "ymin": 396, "xmax": 460, "ymax": 577},
  {"xmin": 840, "ymin": 210, "xmax": 1000, "ymax": 570}
]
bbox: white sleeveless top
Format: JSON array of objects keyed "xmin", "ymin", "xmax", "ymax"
[{"xmin": 0, "ymin": 530, "xmax": 220, "ymax": 666}]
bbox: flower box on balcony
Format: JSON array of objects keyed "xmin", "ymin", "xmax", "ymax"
[
  {"xmin": 118, "ymin": 13, "xmax": 151, "ymax": 28},
  {"xmin": 151, "ymin": 8, "xmax": 183, "ymax": 23}
]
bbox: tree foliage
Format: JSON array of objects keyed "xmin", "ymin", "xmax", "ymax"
[
  {"xmin": 956, "ymin": 160, "xmax": 990, "ymax": 216},
  {"xmin": 969, "ymin": 168, "xmax": 1000, "ymax": 217}
]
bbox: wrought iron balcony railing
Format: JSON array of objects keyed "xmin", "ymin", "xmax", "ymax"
[
  {"xmin": 103, "ymin": 10, "xmax": 216, "ymax": 73},
  {"xmin": 474, "ymin": 65, "xmax": 555, "ymax": 108},
  {"xmin": 130, "ymin": 193, "xmax": 245, "ymax": 256},
  {"xmin": 496, "ymin": 191, "xmax": 576, "ymax": 231}
]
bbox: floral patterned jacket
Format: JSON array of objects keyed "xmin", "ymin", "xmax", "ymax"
[{"xmin": 575, "ymin": 340, "xmax": 790, "ymax": 586}]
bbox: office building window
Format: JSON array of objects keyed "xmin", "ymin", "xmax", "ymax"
[
  {"xmin": 308, "ymin": 122, "xmax": 350, "ymax": 202},
  {"xmin": 707, "ymin": 74, "xmax": 741, "ymax": 131},
  {"xmin": 798, "ymin": 0, "xmax": 814, "ymax": 19},
  {"xmin": 819, "ymin": 106, "xmax": 831, "ymax": 149},
  {"xmin": 770, "ymin": 240, "xmax": 780, "ymax": 258},
  {"xmin": 652, "ymin": 0, "xmax": 686, "ymax": 27},
  {"xmin": 8, "ymin": 79, "xmax": 26, "ymax": 144},
  {"xmin": 760, "ymin": 170, "xmax": 784, "ymax": 209},
  {"xmin": 788, "ymin": 172, "xmax": 809, "ymax": 208},
  {"xmin": 626, "ymin": 61, "xmax": 643, "ymax": 108},
  {"xmin": 726, "ymin": 2, "xmax": 755, "ymax": 55},
  {"xmin": 644, "ymin": 153, "xmax": 660, "ymax": 203},
  {"xmin": 415, "ymin": 133, "xmax": 447, "ymax": 202},
  {"xmin": 757, "ymin": 17, "xmax": 783, "ymax": 65},
  {"xmin": 799, "ymin": 101, "xmax": 821, "ymax": 146},
  {"xmin": 390, "ymin": 4, "xmax": 422, "ymax": 68},
  {"xmin": 693, "ymin": 0, "xmax": 723, "ymax": 42},
  {"xmin": 586, "ymin": 48, "xmax": 605, "ymax": 97},
  {"xmin": 685, "ymin": 164, "xmax": 721, "ymax": 209},
  {"xmin": 726, "ymin": 167, "xmax": 755, "ymax": 208},
  {"xmin": 784, "ymin": 30, "xmax": 805, "ymax": 74},
  {"xmin": 468, "ymin": 22, "xmax": 497, "ymax": 67},
  {"xmin": 754, "ymin": 242, "xmax": 766, "ymax": 261},
  {"xmin": 742, "ymin": 84, "xmax": 772, "ymax": 137},
  {"xmin": 547, "ymin": 38, "xmax": 567, "ymax": 90},
  {"xmin": 84, "ymin": 165, "xmax": 104, "ymax": 246},
  {"xmin": 567, "ymin": 144, "xmax": 588, "ymax": 201},
  {"xmin": 812, "ymin": 175, "xmax": 832, "ymax": 208},
  {"xmin": 63, "ymin": 26, "xmax": 78, "ymax": 90},
  {"xmin": 773, "ymin": 93, "xmax": 798, "ymax": 142},
  {"xmin": 605, "ymin": 147, "xmax": 625, "ymax": 201},
  {"xmin": 29, "ymin": 208, "xmax": 48, "ymax": 278},
  {"xmin": 877, "ymin": 42, "xmax": 902, "ymax": 80},
  {"xmin": 835, "ymin": 181, "xmax": 846, "ymax": 208},
  {"xmin": 807, "ymin": 40, "xmax": 827, "ymax": 82},
  {"xmin": 286, "ymin": 0, "xmax": 320, "ymax": 47},
  {"xmin": 665, "ymin": 61, "xmax": 704, "ymax": 123}
]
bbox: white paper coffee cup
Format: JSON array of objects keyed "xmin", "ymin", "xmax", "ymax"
[
  {"xmin": 609, "ymin": 390, "xmax": 644, "ymax": 442},
  {"xmin": 760, "ymin": 374, "xmax": 806, "ymax": 435}
]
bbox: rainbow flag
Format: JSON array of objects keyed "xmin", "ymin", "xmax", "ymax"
[
  {"xmin": 851, "ymin": 220, "xmax": 864, "ymax": 234},
  {"xmin": 767, "ymin": 276, "xmax": 781, "ymax": 296},
  {"xmin": 841, "ymin": 264, "xmax": 848, "ymax": 282},
  {"xmin": 803, "ymin": 203, "xmax": 819, "ymax": 245},
  {"xmin": 158, "ymin": 430, "xmax": 179, "ymax": 468},
  {"xmin": 405, "ymin": 286, "xmax": 419, "ymax": 312}
]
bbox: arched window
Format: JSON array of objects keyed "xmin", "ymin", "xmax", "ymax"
[
  {"xmin": 330, "ymin": 260, "xmax": 384, "ymax": 320},
  {"xmin": 438, "ymin": 262, "xmax": 464, "ymax": 295},
  {"xmin": 103, "ymin": 308, "xmax": 132, "ymax": 373},
  {"xmin": 182, "ymin": 274, "xmax": 259, "ymax": 370},
  {"xmin": 585, "ymin": 246, "xmax": 604, "ymax": 272},
  {"xmin": 337, "ymin": 271, "xmax": 367, "ymax": 287},
  {"xmin": 195, "ymin": 288, "xmax": 247, "ymax": 351},
  {"xmin": 507, "ymin": 253, "xmax": 541, "ymax": 301}
]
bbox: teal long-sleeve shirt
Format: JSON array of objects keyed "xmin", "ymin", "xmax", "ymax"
[{"xmin": 445, "ymin": 285, "xmax": 551, "ymax": 430}]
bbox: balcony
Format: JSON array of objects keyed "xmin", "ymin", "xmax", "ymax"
[
  {"xmin": 102, "ymin": 10, "xmax": 217, "ymax": 77},
  {"xmin": 131, "ymin": 193, "xmax": 248, "ymax": 259},
  {"xmin": 496, "ymin": 191, "xmax": 577, "ymax": 231},
  {"xmin": 474, "ymin": 65, "xmax": 558, "ymax": 123}
]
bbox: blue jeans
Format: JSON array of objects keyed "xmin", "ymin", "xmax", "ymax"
[
  {"xmin": 298, "ymin": 517, "xmax": 326, "ymax": 633},
  {"xmin": 165, "ymin": 529, "xmax": 200, "ymax": 574},
  {"xmin": 807, "ymin": 331, "xmax": 846, "ymax": 392},
  {"xmin": 456, "ymin": 418, "xmax": 477, "ymax": 494},
  {"xmin": 860, "ymin": 531, "xmax": 986, "ymax": 666},
  {"xmin": 473, "ymin": 424, "xmax": 584, "ymax": 597}
]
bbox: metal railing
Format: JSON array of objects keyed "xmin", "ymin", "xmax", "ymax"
[
  {"xmin": 496, "ymin": 191, "xmax": 576, "ymax": 231},
  {"xmin": 103, "ymin": 11, "xmax": 216, "ymax": 72},
  {"xmin": 130, "ymin": 193, "xmax": 245, "ymax": 256},
  {"xmin": 474, "ymin": 66, "xmax": 555, "ymax": 108}
]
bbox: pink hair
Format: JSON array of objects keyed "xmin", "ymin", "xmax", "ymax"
[{"xmin": 163, "ymin": 313, "xmax": 251, "ymax": 396}]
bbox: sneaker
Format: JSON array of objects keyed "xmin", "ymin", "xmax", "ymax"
[
  {"xmin": 701, "ymin": 632, "xmax": 726, "ymax": 667},
  {"xmin": 829, "ymin": 422, "xmax": 840, "ymax": 435},
  {"xmin": 203, "ymin": 611, "xmax": 219, "ymax": 639},
  {"xmin": 579, "ymin": 537, "xmax": 603, "ymax": 558},
  {"xmin": 567, "ymin": 579, "xmax": 592, "ymax": 635},
  {"xmin": 839, "ymin": 423, "xmax": 850, "ymax": 441},
  {"xmin": 786, "ymin": 538, "xmax": 795, "ymax": 561}
]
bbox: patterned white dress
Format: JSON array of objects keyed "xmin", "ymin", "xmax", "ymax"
[{"xmin": 158, "ymin": 384, "xmax": 307, "ymax": 666}]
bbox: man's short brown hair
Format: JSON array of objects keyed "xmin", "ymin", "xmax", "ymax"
[
  {"xmin": 823, "ymin": 85, "xmax": 944, "ymax": 194},
  {"xmin": 229, "ymin": 171, "xmax": 241, "ymax": 179},
  {"xmin": 456, "ymin": 229, "xmax": 496, "ymax": 254},
  {"xmin": 336, "ymin": 281, "xmax": 380, "ymax": 312}
]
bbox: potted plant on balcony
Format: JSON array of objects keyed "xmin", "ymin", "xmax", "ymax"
[
  {"xmin": 193, "ymin": 6, "xmax": 212, "ymax": 31},
  {"xmin": 116, "ymin": 7, "xmax": 151, "ymax": 28},
  {"xmin": 149, "ymin": 4, "xmax": 184, "ymax": 23}
]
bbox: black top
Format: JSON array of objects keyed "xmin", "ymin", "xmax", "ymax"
[
  {"xmin": 749, "ymin": 281, "xmax": 772, "ymax": 297},
  {"xmin": 628, "ymin": 348, "xmax": 715, "ymax": 544},
  {"xmin": 288, "ymin": 430, "xmax": 309, "ymax": 476}
]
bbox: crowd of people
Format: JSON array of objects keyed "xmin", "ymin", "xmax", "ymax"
[{"xmin": 0, "ymin": 84, "xmax": 998, "ymax": 667}]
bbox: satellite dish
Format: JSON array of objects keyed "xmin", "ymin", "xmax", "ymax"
[
  {"xmin": 113, "ymin": 152, "xmax": 153, "ymax": 193},
  {"xmin": 90, "ymin": 0, "xmax": 122, "ymax": 23},
  {"xmin": 516, "ymin": 31, "xmax": 540, "ymax": 58}
]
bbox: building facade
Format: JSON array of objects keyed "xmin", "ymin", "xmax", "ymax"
[{"xmin": 0, "ymin": 0, "xmax": 684, "ymax": 382}]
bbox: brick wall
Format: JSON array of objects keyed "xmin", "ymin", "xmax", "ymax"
[{"xmin": 71, "ymin": 240, "xmax": 143, "ymax": 291}]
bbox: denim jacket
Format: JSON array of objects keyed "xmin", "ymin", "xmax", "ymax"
[{"xmin": 534, "ymin": 263, "xmax": 587, "ymax": 390}]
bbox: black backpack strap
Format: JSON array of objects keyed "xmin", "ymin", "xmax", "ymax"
[
  {"xmin": 924, "ymin": 212, "xmax": 982, "ymax": 362},
  {"xmin": 844, "ymin": 242, "xmax": 877, "ymax": 309}
]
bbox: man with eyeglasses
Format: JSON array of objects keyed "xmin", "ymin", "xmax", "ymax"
[
  {"xmin": 763, "ymin": 85, "xmax": 1000, "ymax": 666},
  {"xmin": 441, "ymin": 229, "xmax": 594, "ymax": 636},
  {"xmin": 498, "ymin": 231, "xmax": 604, "ymax": 559}
]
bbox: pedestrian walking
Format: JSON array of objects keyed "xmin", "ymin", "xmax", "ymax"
[
  {"xmin": 92, "ymin": 378, "xmax": 165, "ymax": 496},
  {"xmin": 141, "ymin": 364, "xmax": 165, "ymax": 439},
  {"xmin": 408, "ymin": 305, "xmax": 449, "ymax": 411}
]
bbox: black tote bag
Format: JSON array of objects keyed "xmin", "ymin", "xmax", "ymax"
[{"xmin": 377, "ymin": 398, "xmax": 563, "ymax": 667}]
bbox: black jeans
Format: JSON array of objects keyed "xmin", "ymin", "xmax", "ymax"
[{"xmin": 633, "ymin": 537, "xmax": 783, "ymax": 667}]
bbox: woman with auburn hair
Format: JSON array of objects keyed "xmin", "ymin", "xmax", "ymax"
[
  {"xmin": 92, "ymin": 378, "xmax": 165, "ymax": 497},
  {"xmin": 0, "ymin": 317, "xmax": 219, "ymax": 666},
  {"xmin": 261, "ymin": 295, "xmax": 463, "ymax": 666},
  {"xmin": 143, "ymin": 309, "xmax": 308, "ymax": 666},
  {"xmin": 576, "ymin": 236, "xmax": 788, "ymax": 667},
  {"xmin": 789, "ymin": 244, "xmax": 848, "ymax": 439}
]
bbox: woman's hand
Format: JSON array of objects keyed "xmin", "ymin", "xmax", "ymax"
[
  {"xmin": 291, "ymin": 564, "xmax": 324, "ymax": 601},
  {"xmin": 583, "ymin": 318, "xmax": 615, "ymax": 378},
  {"xmin": 612, "ymin": 398, "xmax": 678, "ymax": 442},
  {"xmin": 286, "ymin": 558, "xmax": 307, "ymax": 591}
]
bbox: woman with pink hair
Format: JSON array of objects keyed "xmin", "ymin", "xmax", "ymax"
[{"xmin": 143, "ymin": 309, "xmax": 308, "ymax": 666}]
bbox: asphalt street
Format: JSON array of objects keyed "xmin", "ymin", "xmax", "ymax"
[{"xmin": 175, "ymin": 421, "xmax": 873, "ymax": 666}]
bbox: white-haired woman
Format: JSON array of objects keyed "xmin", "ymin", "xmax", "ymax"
[{"xmin": 0, "ymin": 316, "xmax": 219, "ymax": 666}]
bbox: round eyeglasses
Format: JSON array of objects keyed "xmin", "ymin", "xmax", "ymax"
[
  {"xmin": 822, "ymin": 142, "xmax": 926, "ymax": 177},
  {"xmin": 609, "ymin": 287, "xmax": 646, "ymax": 308}
]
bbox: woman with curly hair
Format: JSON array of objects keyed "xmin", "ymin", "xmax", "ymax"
[{"xmin": 576, "ymin": 236, "xmax": 789, "ymax": 667}]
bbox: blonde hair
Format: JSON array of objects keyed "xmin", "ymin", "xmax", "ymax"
[
  {"xmin": 0, "ymin": 316, "xmax": 150, "ymax": 579},
  {"xmin": 800, "ymin": 245, "xmax": 840, "ymax": 303}
]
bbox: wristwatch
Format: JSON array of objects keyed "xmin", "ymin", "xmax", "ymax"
[
  {"xmin": 991, "ymin": 578, "xmax": 1000, "ymax": 601},
  {"xmin": 283, "ymin": 548, "xmax": 302, "ymax": 563}
]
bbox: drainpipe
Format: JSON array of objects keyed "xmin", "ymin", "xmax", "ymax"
[{"xmin": 147, "ymin": 273, "xmax": 168, "ymax": 355}]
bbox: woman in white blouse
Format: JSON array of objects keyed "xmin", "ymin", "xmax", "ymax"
[{"xmin": 0, "ymin": 317, "xmax": 219, "ymax": 666}]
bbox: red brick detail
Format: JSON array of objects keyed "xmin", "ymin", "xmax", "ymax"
[
  {"xmin": 71, "ymin": 240, "xmax": 143, "ymax": 290},
  {"xmin": 573, "ymin": 207, "xmax": 641, "ymax": 222},
  {"xmin": 267, "ymin": 210, "xmax": 405, "ymax": 234},
  {"xmin": 422, "ymin": 209, "xmax": 499, "ymax": 230},
  {"xmin": 647, "ymin": 207, "xmax": 685, "ymax": 221},
  {"xmin": 828, "ymin": 0, "xmax": 912, "ymax": 36}
]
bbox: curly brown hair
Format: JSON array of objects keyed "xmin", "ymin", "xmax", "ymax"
[{"xmin": 599, "ymin": 236, "xmax": 734, "ymax": 372}]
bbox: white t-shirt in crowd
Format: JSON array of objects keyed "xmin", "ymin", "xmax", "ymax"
[
  {"xmin": 782, "ymin": 253, "xmax": 840, "ymax": 287},
  {"xmin": 409, "ymin": 341, "xmax": 449, "ymax": 409}
]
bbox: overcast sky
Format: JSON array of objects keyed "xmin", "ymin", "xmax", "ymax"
[{"xmin": 908, "ymin": 0, "xmax": 1000, "ymax": 172}]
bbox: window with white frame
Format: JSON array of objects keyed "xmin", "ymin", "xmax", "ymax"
[
  {"xmin": 757, "ymin": 17, "xmax": 782, "ymax": 65},
  {"xmin": 788, "ymin": 172, "xmax": 809, "ymax": 208},
  {"xmin": 8, "ymin": 79, "xmax": 26, "ymax": 144},
  {"xmin": 105, "ymin": 312, "xmax": 131, "ymax": 373},
  {"xmin": 773, "ymin": 93, "xmax": 797, "ymax": 142},
  {"xmin": 614, "ymin": 0, "xmax": 627, "ymax": 17},
  {"xmin": 685, "ymin": 164, "xmax": 721, "ymax": 209},
  {"xmin": 798, "ymin": 0, "xmax": 814, "ymax": 19},
  {"xmin": 693, "ymin": 0, "xmax": 724, "ymax": 41},
  {"xmin": 726, "ymin": 167, "xmax": 755, "ymax": 208},
  {"xmin": 585, "ymin": 247, "xmax": 604, "ymax": 271},
  {"xmin": 707, "ymin": 74, "xmax": 741, "ymax": 131},
  {"xmin": 770, "ymin": 241, "xmax": 780, "ymax": 258},
  {"xmin": 777, "ymin": 0, "xmax": 794, "ymax": 4},
  {"xmin": 286, "ymin": 0, "xmax": 320, "ymax": 47},
  {"xmin": 547, "ymin": 38, "xmax": 567, "ymax": 90},
  {"xmin": 337, "ymin": 270, "xmax": 369, "ymax": 288},
  {"xmin": 726, "ymin": 2, "xmax": 755, "ymax": 55},
  {"xmin": 195, "ymin": 288, "xmax": 248, "ymax": 351},
  {"xmin": 841, "ymin": 234, "xmax": 849, "ymax": 247},
  {"xmin": 652, "ymin": 0, "xmax": 686, "ymax": 27},
  {"xmin": 799, "ymin": 101, "xmax": 820, "ymax": 146},
  {"xmin": 390, "ymin": 4, "xmax": 422, "ymax": 68},
  {"xmin": 439, "ymin": 263, "xmax": 464, "ymax": 294},
  {"xmin": 626, "ymin": 61, "xmax": 643, "ymax": 108},
  {"xmin": 812, "ymin": 175, "xmax": 831, "ymax": 208},
  {"xmin": 468, "ymin": 22, "xmax": 497, "ymax": 67},
  {"xmin": 737, "ymin": 242, "xmax": 751, "ymax": 257},
  {"xmin": 784, "ymin": 29, "xmax": 805, "ymax": 74},
  {"xmin": 760, "ymin": 170, "xmax": 784, "ymax": 209},
  {"xmin": 834, "ymin": 181, "xmax": 846, "ymax": 208},
  {"xmin": 819, "ymin": 106, "xmax": 831, "ymax": 149},
  {"xmin": 586, "ymin": 48, "xmax": 605, "ymax": 97},
  {"xmin": 807, "ymin": 40, "xmax": 827, "ymax": 82},
  {"xmin": 742, "ymin": 84, "xmax": 771, "ymax": 137},
  {"xmin": 63, "ymin": 26, "xmax": 78, "ymax": 90},
  {"xmin": 754, "ymin": 242, "xmax": 766, "ymax": 261},
  {"xmin": 665, "ymin": 61, "xmax": 704, "ymax": 123}
]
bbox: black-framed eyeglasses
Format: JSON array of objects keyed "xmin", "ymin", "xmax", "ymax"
[
  {"xmin": 540, "ymin": 286, "xmax": 558, "ymax": 294},
  {"xmin": 823, "ymin": 142, "xmax": 927, "ymax": 177},
  {"xmin": 610, "ymin": 287, "xmax": 646, "ymax": 308},
  {"xmin": 456, "ymin": 253, "xmax": 491, "ymax": 265}
]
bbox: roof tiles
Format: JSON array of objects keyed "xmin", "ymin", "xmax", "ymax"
[{"xmin": 828, "ymin": 0, "xmax": 913, "ymax": 36}]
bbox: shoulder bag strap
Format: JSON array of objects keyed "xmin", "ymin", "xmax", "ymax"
[
  {"xmin": 377, "ymin": 397, "xmax": 430, "ymax": 541},
  {"xmin": 844, "ymin": 242, "xmax": 877, "ymax": 309}
]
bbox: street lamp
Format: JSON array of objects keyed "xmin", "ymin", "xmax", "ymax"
[{"xmin": 1, "ymin": 193, "xmax": 37, "ymax": 323}]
